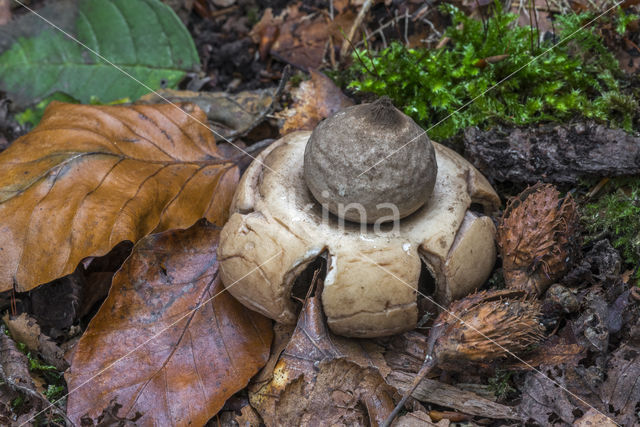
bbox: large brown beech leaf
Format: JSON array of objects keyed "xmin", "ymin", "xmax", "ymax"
[
  {"xmin": 0, "ymin": 102, "xmax": 239, "ymax": 292},
  {"xmin": 66, "ymin": 220, "xmax": 273, "ymax": 425}
]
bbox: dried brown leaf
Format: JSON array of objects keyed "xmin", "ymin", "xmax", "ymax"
[
  {"xmin": 250, "ymin": 295, "xmax": 394, "ymax": 426},
  {"xmin": 250, "ymin": 5, "xmax": 356, "ymax": 70},
  {"xmin": 0, "ymin": 102, "xmax": 239, "ymax": 292},
  {"xmin": 3, "ymin": 312, "xmax": 40, "ymax": 351},
  {"xmin": 66, "ymin": 221, "xmax": 273, "ymax": 426},
  {"xmin": 280, "ymin": 70, "xmax": 353, "ymax": 134},
  {"xmin": 511, "ymin": 337, "xmax": 586, "ymax": 370}
]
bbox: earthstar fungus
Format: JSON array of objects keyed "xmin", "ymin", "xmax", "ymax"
[
  {"xmin": 304, "ymin": 97, "xmax": 437, "ymax": 223},
  {"xmin": 218, "ymin": 100, "xmax": 501, "ymax": 337}
]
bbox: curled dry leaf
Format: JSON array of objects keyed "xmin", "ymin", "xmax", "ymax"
[
  {"xmin": 2, "ymin": 312, "xmax": 67, "ymax": 371},
  {"xmin": 0, "ymin": 102, "xmax": 239, "ymax": 292},
  {"xmin": 249, "ymin": 5, "xmax": 356, "ymax": 70},
  {"xmin": 519, "ymin": 342, "xmax": 640, "ymax": 425},
  {"xmin": 66, "ymin": 221, "xmax": 273, "ymax": 426},
  {"xmin": 498, "ymin": 183, "xmax": 579, "ymax": 296},
  {"xmin": 279, "ymin": 70, "xmax": 353, "ymax": 134},
  {"xmin": 507, "ymin": 335, "xmax": 586, "ymax": 370},
  {"xmin": 432, "ymin": 289, "xmax": 545, "ymax": 371},
  {"xmin": 250, "ymin": 294, "xmax": 395, "ymax": 426}
]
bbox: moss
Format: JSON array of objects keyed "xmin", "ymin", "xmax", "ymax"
[
  {"xmin": 583, "ymin": 178, "xmax": 640, "ymax": 279},
  {"xmin": 488, "ymin": 369, "xmax": 516, "ymax": 401},
  {"xmin": 345, "ymin": 3, "xmax": 637, "ymax": 140}
]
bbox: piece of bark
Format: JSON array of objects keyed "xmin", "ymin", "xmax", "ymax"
[
  {"xmin": 0, "ymin": 325, "xmax": 36, "ymax": 395},
  {"xmin": 464, "ymin": 122, "xmax": 640, "ymax": 184},
  {"xmin": 387, "ymin": 370, "xmax": 520, "ymax": 421},
  {"xmin": 0, "ymin": 326, "xmax": 70, "ymax": 423}
]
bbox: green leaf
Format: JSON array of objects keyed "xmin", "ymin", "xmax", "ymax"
[
  {"xmin": 0, "ymin": 0, "xmax": 199, "ymax": 109},
  {"xmin": 15, "ymin": 92, "xmax": 79, "ymax": 128}
]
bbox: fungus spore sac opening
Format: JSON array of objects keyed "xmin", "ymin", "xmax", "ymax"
[
  {"xmin": 417, "ymin": 260, "xmax": 437, "ymax": 325},
  {"xmin": 290, "ymin": 252, "xmax": 328, "ymax": 303}
]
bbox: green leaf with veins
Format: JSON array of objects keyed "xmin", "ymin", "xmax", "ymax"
[{"xmin": 0, "ymin": 0, "xmax": 199, "ymax": 110}]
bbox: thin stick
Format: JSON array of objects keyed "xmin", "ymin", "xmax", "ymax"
[
  {"xmin": 532, "ymin": 0, "xmax": 541, "ymax": 49},
  {"xmin": 529, "ymin": 0, "xmax": 535, "ymax": 54},
  {"xmin": 382, "ymin": 356, "xmax": 437, "ymax": 427},
  {"xmin": 340, "ymin": 0, "xmax": 373, "ymax": 58},
  {"xmin": 543, "ymin": 0, "xmax": 556, "ymax": 43}
]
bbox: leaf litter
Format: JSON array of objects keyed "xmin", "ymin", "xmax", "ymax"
[{"xmin": 0, "ymin": 0, "xmax": 639, "ymax": 425}]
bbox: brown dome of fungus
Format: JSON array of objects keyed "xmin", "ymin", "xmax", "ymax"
[
  {"xmin": 303, "ymin": 97, "xmax": 437, "ymax": 223},
  {"xmin": 218, "ymin": 128, "xmax": 500, "ymax": 338}
]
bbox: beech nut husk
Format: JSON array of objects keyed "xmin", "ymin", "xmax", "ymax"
[
  {"xmin": 431, "ymin": 289, "xmax": 545, "ymax": 371},
  {"xmin": 497, "ymin": 183, "xmax": 579, "ymax": 296}
]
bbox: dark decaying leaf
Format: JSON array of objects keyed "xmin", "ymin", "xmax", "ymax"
[
  {"xmin": 250, "ymin": 294, "xmax": 395, "ymax": 426},
  {"xmin": 464, "ymin": 122, "xmax": 640, "ymax": 184},
  {"xmin": 519, "ymin": 340, "xmax": 640, "ymax": 426},
  {"xmin": 0, "ymin": 102, "xmax": 239, "ymax": 292},
  {"xmin": 519, "ymin": 365, "xmax": 597, "ymax": 425},
  {"xmin": 138, "ymin": 88, "xmax": 275, "ymax": 138},
  {"xmin": 599, "ymin": 344, "xmax": 640, "ymax": 426},
  {"xmin": 66, "ymin": 221, "xmax": 273, "ymax": 426}
]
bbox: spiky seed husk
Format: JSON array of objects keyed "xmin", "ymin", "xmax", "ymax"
[
  {"xmin": 432, "ymin": 290, "xmax": 545, "ymax": 370},
  {"xmin": 497, "ymin": 183, "xmax": 579, "ymax": 296}
]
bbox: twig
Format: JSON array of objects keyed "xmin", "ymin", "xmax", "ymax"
[
  {"xmin": 340, "ymin": 0, "xmax": 373, "ymax": 58},
  {"xmin": 529, "ymin": 0, "xmax": 535, "ymax": 54},
  {"xmin": 532, "ymin": 0, "xmax": 541, "ymax": 49},
  {"xmin": 209, "ymin": 5, "xmax": 238, "ymax": 18},
  {"xmin": 227, "ymin": 65, "xmax": 291, "ymax": 142},
  {"xmin": 382, "ymin": 322, "xmax": 445, "ymax": 427},
  {"xmin": 382, "ymin": 356, "xmax": 437, "ymax": 427},
  {"xmin": 243, "ymin": 138, "xmax": 276, "ymax": 155},
  {"xmin": 543, "ymin": 0, "xmax": 557, "ymax": 44},
  {"xmin": 404, "ymin": 9, "xmax": 409, "ymax": 45}
]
